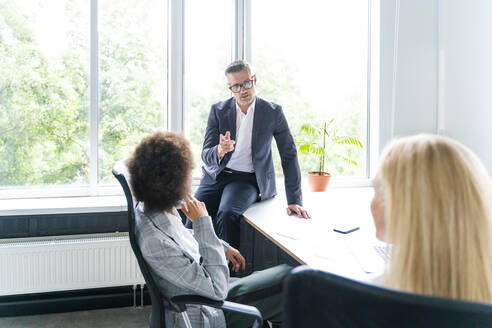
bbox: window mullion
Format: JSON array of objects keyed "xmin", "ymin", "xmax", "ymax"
[
  {"xmin": 233, "ymin": 0, "xmax": 245, "ymax": 60},
  {"xmin": 369, "ymin": 0, "xmax": 381, "ymax": 178},
  {"xmin": 168, "ymin": 0, "xmax": 185, "ymax": 133},
  {"xmin": 90, "ymin": 0, "xmax": 99, "ymax": 194},
  {"xmin": 366, "ymin": 0, "xmax": 372, "ymax": 179},
  {"xmin": 244, "ymin": 0, "xmax": 252, "ymax": 62}
]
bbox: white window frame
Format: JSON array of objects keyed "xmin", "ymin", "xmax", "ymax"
[
  {"xmin": 246, "ymin": 0, "xmax": 380, "ymax": 186},
  {"xmin": 0, "ymin": 0, "xmax": 379, "ymax": 200}
]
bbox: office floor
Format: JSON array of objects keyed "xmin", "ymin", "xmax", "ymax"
[{"xmin": 0, "ymin": 306, "xmax": 152, "ymax": 328}]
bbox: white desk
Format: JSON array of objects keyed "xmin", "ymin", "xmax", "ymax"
[{"xmin": 242, "ymin": 187, "xmax": 384, "ymax": 281}]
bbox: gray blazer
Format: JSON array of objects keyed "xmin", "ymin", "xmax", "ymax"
[
  {"xmin": 135, "ymin": 203, "xmax": 230, "ymax": 328},
  {"xmin": 201, "ymin": 97, "xmax": 303, "ymax": 205}
]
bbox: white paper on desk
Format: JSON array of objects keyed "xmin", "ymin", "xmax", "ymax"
[
  {"xmin": 270, "ymin": 216, "xmax": 313, "ymax": 240},
  {"xmin": 276, "ymin": 219, "xmax": 351, "ymax": 262},
  {"xmin": 269, "ymin": 218, "xmax": 367, "ymax": 274},
  {"xmin": 342, "ymin": 232, "xmax": 386, "ymax": 274},
  {"xmin": 309, "ymin": 233, "xmax": 352, "ymax": 262}
]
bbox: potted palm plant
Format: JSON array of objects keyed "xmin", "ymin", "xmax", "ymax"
[{"xmin": 297, "ymin": 120, "xmax": 363, "ymax": 191}]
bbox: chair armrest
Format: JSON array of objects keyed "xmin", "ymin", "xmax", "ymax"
[{"xmin": 171, "ymin": 295, "xmax": 263, "ymax": 327}]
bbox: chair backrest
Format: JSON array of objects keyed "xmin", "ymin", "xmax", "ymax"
[
  {"xmin": 112, "ymin": 159, "xmax": 166, "ymax": 328},
  {"xmin": 283, "ymin": 266, "xmax": 492, "ymax": 328}
]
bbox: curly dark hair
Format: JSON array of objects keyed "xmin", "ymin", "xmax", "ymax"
[{"xmin": 128, "ymin": 131, "xmax": 193, "ymax": 212}]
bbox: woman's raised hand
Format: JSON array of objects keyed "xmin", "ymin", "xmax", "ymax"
[{"xmin": 181, "ymin": 194, "xmax": 208, "ymax": 222}]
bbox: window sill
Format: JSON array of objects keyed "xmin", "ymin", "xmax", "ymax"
[
  {"xmin": 0, "ymin": 195, "xmax": 127, "ymax": 217},
  {"xmin": 0, "ymin": 177, "xmax": 371, "ymax": 217}
]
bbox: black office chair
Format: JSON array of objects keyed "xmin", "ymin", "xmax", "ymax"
[
  {"xmin": 283, "ymin": 265, "xmax": 492, "ymax": 328},
  {"xmin": 112, "ymin": 159, "xmax": 263, "ymax": 328}
]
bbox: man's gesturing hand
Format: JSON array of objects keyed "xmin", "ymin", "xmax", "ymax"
[
  {"xmin": 286, "ymin": 204, "xmax": 311, "ymax": 219},
  {"xmin": 225, "ymin": 246, "xmax": 246, "ymax": 272},
  {"xmin": 217, "ymin": 131, "xmax": 235, "ymax": 159}
]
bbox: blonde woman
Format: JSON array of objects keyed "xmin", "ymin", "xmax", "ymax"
[{"xmin": 371, "ymin": 134, "xmax": 492, "ymax": 302}]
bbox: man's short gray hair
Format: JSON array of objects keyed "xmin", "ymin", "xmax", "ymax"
[{"xmin": 225, "ymin": 60, "xmax": 253, "ymax": 76}]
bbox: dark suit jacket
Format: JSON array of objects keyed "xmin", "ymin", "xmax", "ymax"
[{"xmin": 200, "ymin": 97, "xmax": 302, "ymax": 205}]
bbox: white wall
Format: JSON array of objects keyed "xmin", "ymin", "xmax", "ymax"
[
  {"xmin": 440, "ymin": 0, "xmax": 492, "ymax": 173},
  {"xmin": 379, "ymin": 0, "xmax": 492, "ymax": 173}
]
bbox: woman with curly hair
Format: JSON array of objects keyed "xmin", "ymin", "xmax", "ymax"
[
  {"xmin": 128, "ymin": 131, "xmax": 290, "ymax": 328},
  {"xmin": 371, "ymin": 134, "xmax": 492, "ymax": 302}
]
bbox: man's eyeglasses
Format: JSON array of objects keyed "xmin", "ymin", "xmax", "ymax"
[{"xmin": 228, "ymin": 76, "xmax": 255, "ymax": 93}]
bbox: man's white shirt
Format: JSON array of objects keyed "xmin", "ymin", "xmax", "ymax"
[{"xmin": 224, "ymin": 98, "xmax": 256, "ymax": 172}]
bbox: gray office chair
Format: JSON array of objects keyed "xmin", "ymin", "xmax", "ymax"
[
  {"xmin": 283, "ymin": 265, "xmax": 492, "ymax": 328},
  {"xmin": 113, "ymin": 159, "xmax": 263, "ymax": 328}
]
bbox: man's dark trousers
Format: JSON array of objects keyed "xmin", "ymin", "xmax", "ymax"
[{"xmin": 187, "ymin": 169, "xmax": 259, "ymax": 249}]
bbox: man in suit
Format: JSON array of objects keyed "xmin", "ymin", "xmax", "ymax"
[{"xmin": 194, "ymin": 60, "xmax": 310, "ymax": 249}]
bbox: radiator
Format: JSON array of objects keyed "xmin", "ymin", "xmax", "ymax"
[{"xmin": 0, "ymin": 235, "xmax": 145, "ymax": 296}]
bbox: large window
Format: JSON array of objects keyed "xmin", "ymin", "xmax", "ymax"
[
  {"xmin": 0, "ymin": 0, "xmax": 167, "ymax": 196},
  {"xmin": 184, "ymin": 0, "xmax": 232, "ymax": 176},
  {"xmin": 99, "ymin": 0, "xmax": 167, "ymax": 184},
  {"xmin": 0, "ymin": 0, "xmax": 90, "ymax": 187},
  {"xmin": 252, "ymin": 0, "xmax": 369, "ymax": 178},
  {"xmin": 0, "ymin": 0, "xmax": 373, "ymax": 199}
]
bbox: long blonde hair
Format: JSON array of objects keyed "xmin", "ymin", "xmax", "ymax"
[{"xmin": 378, "ymin": 134, "xmax": 492, "ymax": 302}]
